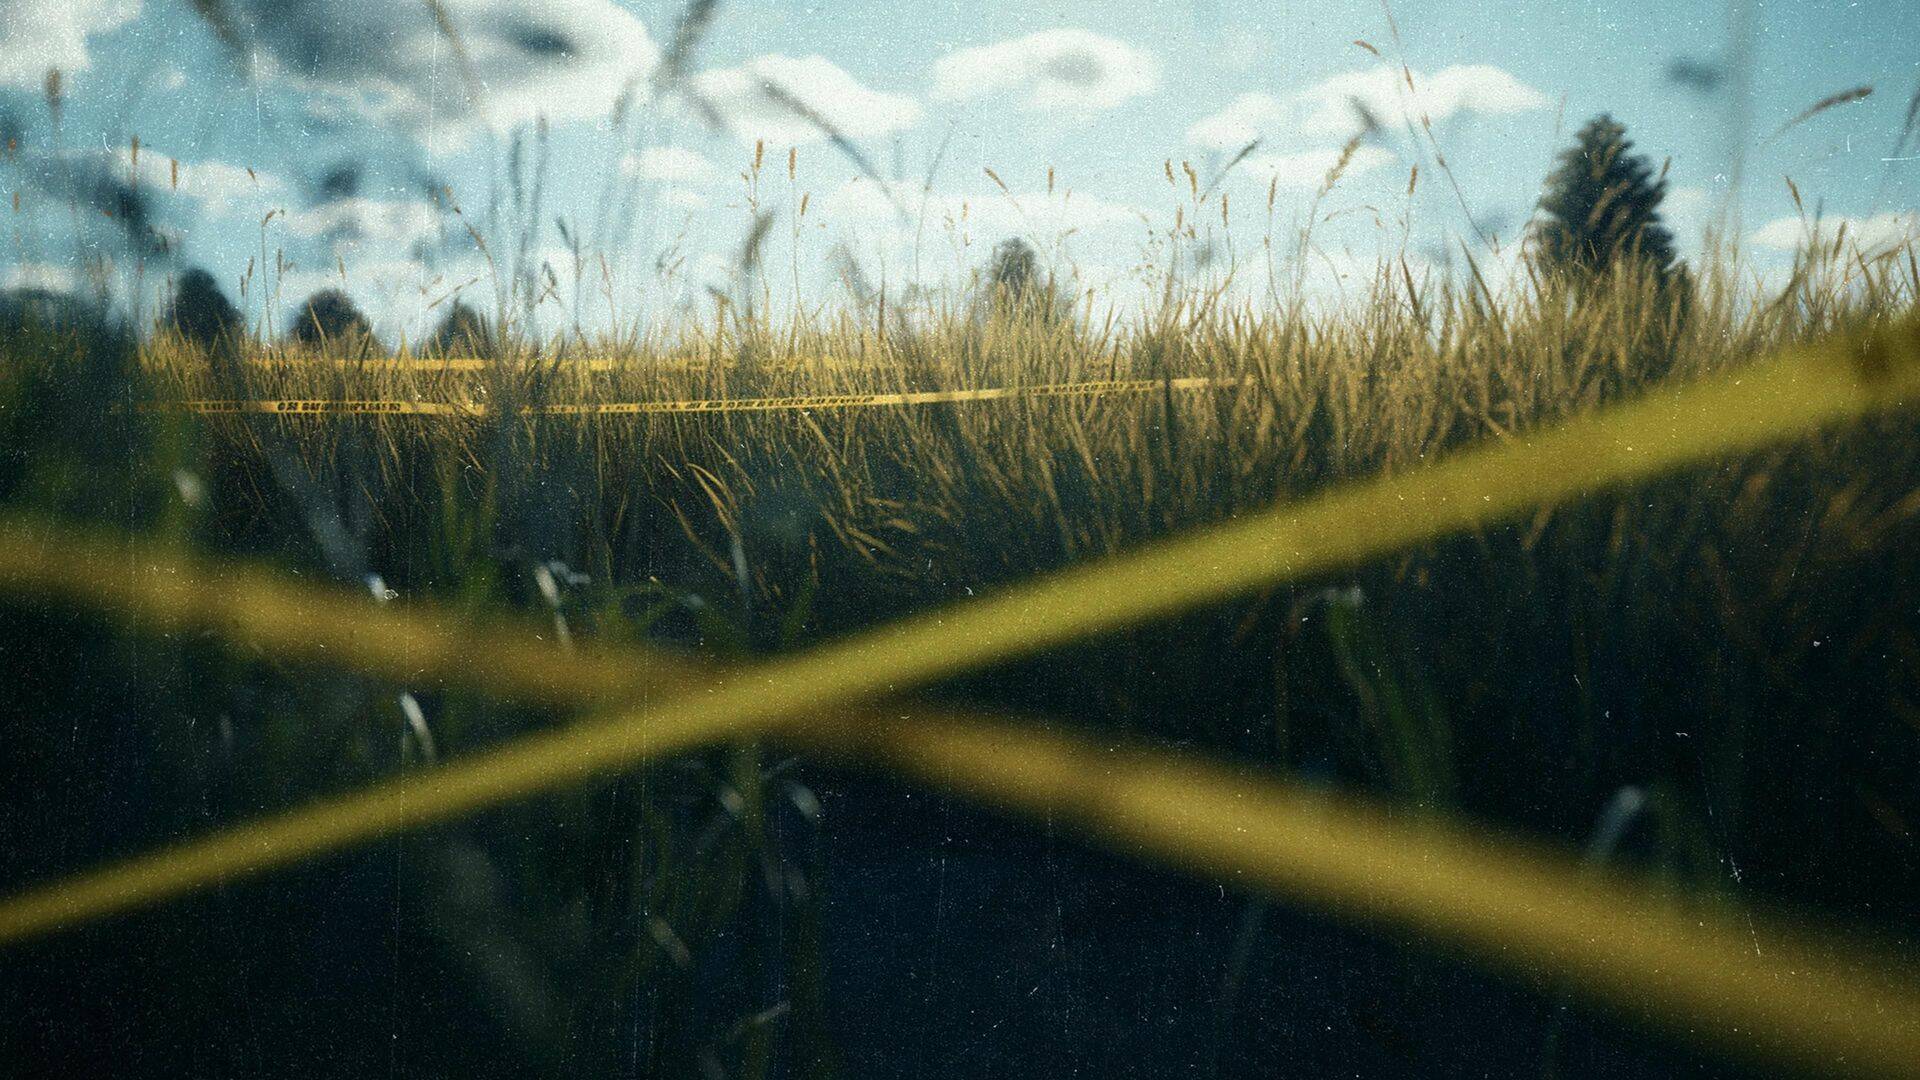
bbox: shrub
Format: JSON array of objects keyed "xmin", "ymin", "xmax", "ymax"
[
  {"xmin": 161, "ymin": 268, "xmax": 244, "ymax": 351},
  {"xmin": 291, "ymin": 288, "xmax": 378, "ymax": 353},
  {"xmin": 426, "ymin": 300, "xmax": 494, "ymax": 357}
]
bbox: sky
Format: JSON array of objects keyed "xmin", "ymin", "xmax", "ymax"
[{"xmin": 0, "ymin": 0, "xmax": 1916, "ymax": 340}]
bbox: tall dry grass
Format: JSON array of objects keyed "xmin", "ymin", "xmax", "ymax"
[{"xmin": 9, "ymin": 224, "xmax": 1918, "ymax": 1076}]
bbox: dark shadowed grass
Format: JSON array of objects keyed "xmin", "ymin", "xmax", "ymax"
[{"xmin": 4, "ymin": 236, "xmax": 1919, "ymax": 1077}]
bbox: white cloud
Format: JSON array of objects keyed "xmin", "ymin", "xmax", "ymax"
[
  {"xmin": 932, "ymin": 29, "xmax": 1159, "ymax": 112},
  {"xmin": 1, "ymin": 260, "xmax": 81, "ymax": 293},
  {"xmin": 270, "ymin": 252, "xmax": 512, "ymax": 343},
  {"xmin": 1659, "ymin": 185, "xmax": 1713, "ymax": 247},
  {"xmin": 284, "ymin": 197, "xmax": 443, "ymax": 253},
  {"xmin": 0, "ymin": 0, "xmax": 139, "ymax": 87},
  {"xmin": 111, "ymin": 148, "xmax": 283, "ymax": 217},
  {"xmin": 1243, "ymin": 146, "xmax": 1395, "ymax": 189},
  {"xmin": 1664, "ymin": 185, "xmax": 1711, "ymax": 219},
  {"xmin": 690, "ymin": 54, "xmax": 921, "ymax": 145},
  {"xmin": 233, "ymin": 0, "xmax": 658, "ymax": 145},
  {"xmin": 823, "ymin": 176, "xmax": 1143, "ymax": 240},
  {"xmin": 1190, "ymin": 64, "xmax": 1549, "ymax": 150},
  {"xmin": 661, "ymin": 187, "xmax": 707, "ymax": 211},
  {"xmin": 1750, "ymin": 212, "xmax": 1920, "ymax": 253},
  {"xmin": 1186, "ymin": 93, "xmax": 1287, "ymax": 150},
  {"xmin": 621, "ymin": 146, "xmax": 720, "ymax": 185},
  {"xmin": 1295, "ymin": 63, "xmax": 1548, "ymax": 137}
]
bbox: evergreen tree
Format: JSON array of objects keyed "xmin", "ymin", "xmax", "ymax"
[
  {"xmin": 162, "ymin": 267, "xmax": 244, "ymax": 350},
  {"xmin": 291, "ymin": 288, "xmax": 377, "ymax": 352},
  {"xmin": 1534, "ymin": 115, "xmax": 1679, "ymax": 284}
]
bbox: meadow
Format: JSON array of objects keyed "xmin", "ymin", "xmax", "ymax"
[{"xmin": 3, "ymin": 202, "xmax": 1920, "ymax": 1079}]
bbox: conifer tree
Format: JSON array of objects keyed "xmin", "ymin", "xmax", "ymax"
[{"xmin": 1534, "ymin": 114, "xmax": 1679, "ymax": 284}]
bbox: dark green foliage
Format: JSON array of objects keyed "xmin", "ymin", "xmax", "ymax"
[
  {"xmin": 0, "ymin": 342, "xmax": 833, "ymax": 1078},
  {"xmin": 5, "ymin": 260, "xmax": 1919, "ymax": 1076},
  {"xmin": 1533, "ymin": 115, "xmax": 1680, "ymax": 284},
  {"xmin": 976, "ymin": 237, "xmax": 1065, "ymax": 324},
  {"xmin": 162, "ymin": 268, "xmax": 245, "ymax": 350},
  {"xmin": 427, "ymin": 300, "xmax": 495, "ymax": 357},
  {"xmin": 291, "ymin": 288, "xmax": 377, "ymax": 352},
  {"xmin": 988, "ymin": 237, "xmax": 1038, "ymax": 301},
  {"xmin": 0, "ymin": 287, "xmax": 109, "ymax": 338}
]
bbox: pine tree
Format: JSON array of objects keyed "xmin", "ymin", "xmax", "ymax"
[{"xmin": 1534, "ymin": 115, "xmax": 1679, "ymax": 284}]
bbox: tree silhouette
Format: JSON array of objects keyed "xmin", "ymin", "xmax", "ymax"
[
  {"xmin": 1534, "ymin": 115, "xmax": 1679, "ymax": 284},
  {"xmin": 162, "ymin": 268, "xmax": 244, "ymax": 350},
  {"xmin": 291, "ymin": 289, "xmax": 376, "ymax": 352},
  {"xmin": 427, "ymin": 300, "xmax": 494, "ymax": 356},
  {"xmin": 988, "ymin": 237, "xmax": 1037, "ymax": 302},
  {"xmin": 976, "ymin": 237, "xmax": 1064, "ymax": 324}
]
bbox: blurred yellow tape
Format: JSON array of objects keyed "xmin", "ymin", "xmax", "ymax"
[
  {"xmin": 2, "ymin": 524, "xmax": 1919, "ymax": 1076},
  {"xmin": 3, "ymin": 317, "xmax": 1919, "ymax": 1074},
  {"xmin": 157, "ymin": 399, "xmax": 466, "ymax": 416},
  {"xmin": 144, "ymin": 377, "xmax": 1242, "ymax": 416},
  {"xmin": 239, "ymin": 357, "xmax": 621, "ymax": 373},
  {"xmin": 234, "ymin": 356, "xmax": 872, "ymax": 372},
  {"xmin": 817, "ymin": 711, "xmax": 1920, "ymax": 1080}
]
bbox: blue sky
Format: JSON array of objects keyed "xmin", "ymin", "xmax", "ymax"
[{"xmin": 1, "ymin": 0, "xmax": 1916, "ymax": 339}]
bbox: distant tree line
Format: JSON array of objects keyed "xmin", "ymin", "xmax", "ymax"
[
  {"xmin": 40, "ymin": 114, "xmax": 1687, "ymax": 362},
  {"xmin": 153, "ymin": 273, "xmax": 496, "ymax": 359}
]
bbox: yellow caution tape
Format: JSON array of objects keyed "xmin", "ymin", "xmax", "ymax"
[
  {"xmin": 229, "ymin": 356, "xmax": 868, "ymax": 373},
  {"xmin": 143, "ymin": 377, "xmax": 1243, "ymax": 416},
  {"xmin": 2, "ymin": 523, "xmax": 1920, "ymax": 1076},
  {"xmin": 157, "ymin": 399, "xmax": 467, "ymax": 416},
  {"xmin": 2, "ymin": 317, "xmax": 1919, "ymax": 1075}
]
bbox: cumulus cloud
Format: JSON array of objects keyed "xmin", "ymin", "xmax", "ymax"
[
  {"xmin": 1750, "ymin": 212, "xmax": 1919, "ymax": 253},
  {"xmin": 284, "ymin": 197, "xmax": 444, "ymax": 254},
  {"xmin": 823, "ymin": 176, "xmax": 1143, "ymax": 241},
  {"xmin": 1663, "ymin": 185, "xmax": 1711, "ymax": 219},
  {"xmin": 1188, "ymin": 64, "xmax": 1548, "ymax": 149},
  {"xmin": 227, "ymin": 0, "xmax": 657, "ymax": 144},
  {"xmin": 1, "ymin": 260, "xmax": 82, "ymax": 293},
  {"xmin": 11, "ymin": 147, "xmax": 170, "ymax": 255},
  {"xmin": 1186, "ymin": 93, "xmax": 1287, "ymax": 150},
  {"xmin": 1658, "ymin": 185, "xmax": 1713, "ymax": 246},
  {"xmin": 660, "ymin": 187, "xmax": 707, "ymax": 211},
  {"xmin": 272, "ymin": 256, "xmax": 438, "ymax": 339},
  {"xmin": 690, "ymin": 54, "xmax": 921, "ymax": 145},
  {"xmin": 1297, "ymin": 64, "xmax": 1548, "ymax": 137},
  {"xmin": 0, "ymin": 0, "xmax": 139, "ymax": 87},
  {"xmin": 932, "ymin": 29, "xmax": 1159, "ymax": 112},
  {"xmin": 621, "ymin": 146, "xmax": 721, "ymax": 185},
  {"xmin": 111, "ymin": 148, "xmax": 283, "ymax": 217},
  {"xmin": 1243, "ymin": 146, "xmax": 1395, "ymax": 189}
]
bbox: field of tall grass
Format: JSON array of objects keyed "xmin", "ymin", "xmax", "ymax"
[{"xmin": 5, "ymin": 182, "xmax": 1920, "ymax": 1078}]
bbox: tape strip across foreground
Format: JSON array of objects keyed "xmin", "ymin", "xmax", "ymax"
[
  {"xmin": 230, "ymin": 356, "xmax": 869, "ymax": 372},
  {"xmin": 148, "ymin": 377, "xmax": 1244, "ymax": 416},
  {"xmin": 6, "ymin": 318, "xmax": 1920, "ymax": 1076}
]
